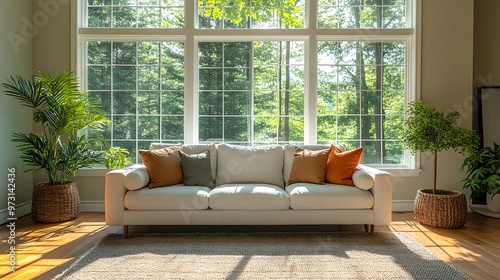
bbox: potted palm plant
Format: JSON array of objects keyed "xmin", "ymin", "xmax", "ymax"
[
  {"xmin": 461, "ymin": 142, "xmax": 500, "ymax": 212},
  {"xmin": 3, "ymin": 72, "xmax": 108, "ymax": 222},
  {"xmin": 403, "ymin": 101, "xmax": 479, "ymax": 228}
]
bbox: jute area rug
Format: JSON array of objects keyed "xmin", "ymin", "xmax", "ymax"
[{"xmin": 55, "ymin": 232, "xmax": 469, "ymax": 280}]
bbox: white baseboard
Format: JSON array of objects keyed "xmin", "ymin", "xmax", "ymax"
[
  {"xmin": 0, "ymin": 200, "xmax": 32, "ymax": 224},
  {"xmin": 392, "ymin": 200, "xmax": 415, "ymax": 211},
  {"xmin": 81, "ymin": 200, "xmax": 105, "ymax": 212},
  {"xmin": 0, "ymin": 200, "xmax": 104, "ymax": 225}
]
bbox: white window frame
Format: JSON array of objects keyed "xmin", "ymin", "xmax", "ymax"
[{"xmin": 73, "ymin": 0, "xmax": 422, "ymax": 176}]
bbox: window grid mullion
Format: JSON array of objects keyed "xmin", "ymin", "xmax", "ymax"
[
  {"xmin": 110, "ymin": 41, "xmax": 115, "ymax": 148},
  {"xmin": 159, "ymin": 42, "xmax": 163, "ymax": 144},
  {"xmin": 250, "ymin": 42, "xmax": 255, "ymax": 146},
  {"xmin": 135, "ymin": 41, "xmax": 139, "ymax": 161},
  {"xmin": 222, "ymin": 43, "xmax": 225, "ymax": 142}
]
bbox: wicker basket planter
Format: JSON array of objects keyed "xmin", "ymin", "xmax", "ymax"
[
  {"xmin": 414, "ymin": 189, "xmax": 468, "ymax": 229},
  {"xmin": 32, "ymin": 182, "xmax": 81, "ymax": 223}
]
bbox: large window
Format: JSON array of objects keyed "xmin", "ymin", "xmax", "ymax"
[
  {"xmin": 198, "ymin": 41, "xmax": 305, "ymax": 145},
  {"xmin": 86, "ymin": 40, "xmax": 184, "ymax": 162},
  {"xmin": 317, "ymin": 41, "xmax": 406, "ymax": 164},
  {"xmin": 79, "ymin": 0, "xmax": 416, "ymax": 167}
]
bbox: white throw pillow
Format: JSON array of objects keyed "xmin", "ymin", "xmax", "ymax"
[
  {"xmin": 124, "ymin": 165, "xmax": 150, "ymax": 191},
  {"xmin": 352, "ymin": 169, "xmax": 375, "ymax": 190},
  {"xmin": 216, "ymin": 144, "xmax": 284, "ymax": 188}
]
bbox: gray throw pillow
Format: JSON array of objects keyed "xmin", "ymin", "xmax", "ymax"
[{"xmin": 178, "ymin": 150, "xmax": 215, "ymax": 188}]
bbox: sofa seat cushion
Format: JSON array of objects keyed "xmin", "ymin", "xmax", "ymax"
[
  {"xmin": 209, "ymin": 184, "xmax": 290, "ymax": 210},
  {"xmin": 124, "ymin": 185, "xmax": 211, "ymax": 210},
  {"xmin": 285, "ymin": 183, "xmax": 373, "ymax": 210}
]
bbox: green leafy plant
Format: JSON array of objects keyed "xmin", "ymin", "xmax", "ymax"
[
  {"xmin": 402, "ymin": 101, "xmax": 480, "ymax": 194},
  {"xmin": 104, "ymin": 146, "xmax": 132, "ymax": 169},
  {"xmin": 3, "ymin": 72, "xmax": 108, "ymax": 185},
  {"xmin": 461, "ymin": 142, "xmax": 500, "ymax": 201}
]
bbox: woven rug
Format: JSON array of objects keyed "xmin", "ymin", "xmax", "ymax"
[{"xmin": 55, "ymin": 232, "xmax": 469, "ymax": 280}]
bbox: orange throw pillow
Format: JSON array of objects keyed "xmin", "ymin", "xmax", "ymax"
[
  {"xmin": 325, "ymin": 147, "xmax": 364, "ymax": 186},
  {"xmin": 288, "ymin": 147, "xmax": 331, "ymax": 185},
  {"xmin": 139, "ymin": 146, "xmax": 183, "ymax": 188}
]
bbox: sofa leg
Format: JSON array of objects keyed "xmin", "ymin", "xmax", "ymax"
[
  {"xmin": 123, "ymin": 225, "xmax": 129, "ymax": 239},
  {"xmin": 364, "ymin": 224, "xmax": 375, "ymax": 235}
]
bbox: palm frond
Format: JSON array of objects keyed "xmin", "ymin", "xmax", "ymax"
[
  {"xmin": 2, "ymin": 76, "xmax": 45, "ymax": 109},
  {"xmin": 11, "ymin": 132, "xmax": 59, "ymax": 184}
]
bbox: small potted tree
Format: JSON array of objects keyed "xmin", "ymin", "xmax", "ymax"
[
  {"xmin": 3, "ymin": 72, "xmax": 108, "ymax": 222},
  {"xmin": 403, "ymin": 101, "xmax": 479, "ymax": 228}
]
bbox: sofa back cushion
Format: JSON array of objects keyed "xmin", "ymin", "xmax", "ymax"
[{"xmin": 216, "ymin": 144, "xmax": 284, "ymax": 188}]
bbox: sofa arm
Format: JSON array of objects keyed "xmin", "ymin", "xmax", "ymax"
[
  {"xmin": 357, "ymin": 164, "xmax": 392, "ymax": 226},
  {"xmin": 105, "ymin": 164, "xmax": 148, "ymax": 226}
]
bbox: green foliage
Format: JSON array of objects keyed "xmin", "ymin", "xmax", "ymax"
[
  {"xmin": 3, "ymin": 72, "xmax": 109, "ymax": 185},
  {"xmin": 402, "ymin": 101, "xmax": 480, "ymax": 192},
  {"xmin": 461, "ymin": 142, "xmax": 500, "ymax": 200},
  {"xmin": 403, "ymin": 101, "xmax": 479, "ymax": 156},
  {"xmin": 199, "ymin": 0, "xmax": 303, "ymax": 28},
  {"xmin": 104, "ymin": 146, "xmax": 132, "ymax": 169}
]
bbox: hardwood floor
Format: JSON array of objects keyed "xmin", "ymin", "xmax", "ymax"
[
  {"xmin": 390, "ymin": 212, "xmax": 500, "ymax": 280},
  {"xmin": 1, "ymin": 212, "xmax": 499, "ymax": 279},
  {"xmin": 0, "ymin": 213, "xmax": 119, "ymax": 280}
]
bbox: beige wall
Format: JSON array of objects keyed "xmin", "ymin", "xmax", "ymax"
[
  {"xmin": 31, "ymin": 0, "xmax": 71, "ymax": 74},
  {"xmin": 393, "ymin": 0, "xmax": 475, "ymax": 203},
  {"xmin": 22, "ymin": 0, "xmax": 477, "ymax": 210},
  {"xmin": 474, "ymin": 0, "xmax": 500, "ymax": 87},
  {"xmin": 0, "ymin": 0, "xmax": 34, "ymax": 216},
  {"xmin": 473, "ymin": 1, "xmax": 500, "ymax": 148}
]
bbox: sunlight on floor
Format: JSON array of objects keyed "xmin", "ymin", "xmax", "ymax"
[
  {"xmin": 390, "ymin": 217, "xmax": 482, "ymax": 264},
  {"xmin": 0, "ymin": 214, "xmax": 117, "ymax": 280}
]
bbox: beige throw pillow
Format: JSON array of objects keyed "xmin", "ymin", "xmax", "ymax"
[
  {"xmin": 139, "ymin": 146, "xmax": 183, "ymax": 188},
  {"xmin": 287, "ymin": 147, "xmax": 331, "ymax": 185}
]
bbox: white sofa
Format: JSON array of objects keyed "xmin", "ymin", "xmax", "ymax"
[{"xmin": 105, "ymin": 144, "xmax": 392, "ymax": 238}]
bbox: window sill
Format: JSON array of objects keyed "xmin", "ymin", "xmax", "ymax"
[
  {"xmin": 75, "ymin": 168, "xmax": 110, "ymax": 177},
  {"xmin": 381, "ymin": 168, "xmax": 422, "ymax": 177}
]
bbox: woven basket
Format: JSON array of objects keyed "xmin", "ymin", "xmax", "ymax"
[
  {"xmin": 32, "ymin": 182, "xmax": 81, "ymax": 223},
  {"xmin": 414, "ymin": 189, "xmax": 467, "ymax": 229}
]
